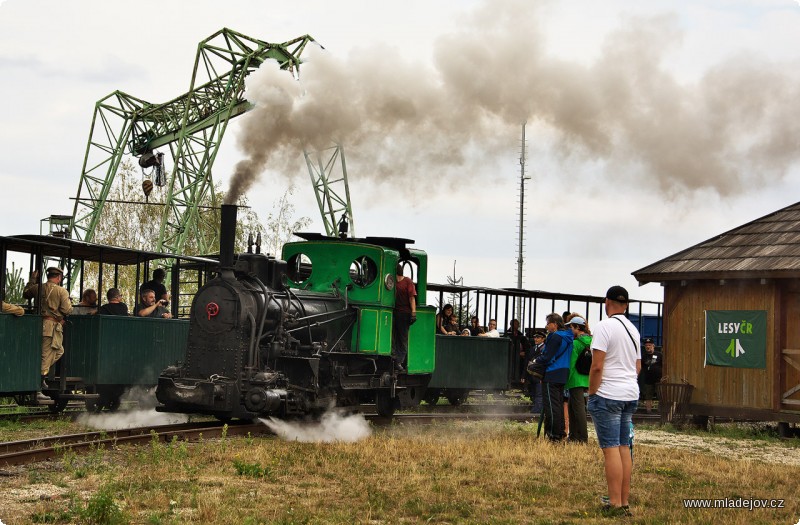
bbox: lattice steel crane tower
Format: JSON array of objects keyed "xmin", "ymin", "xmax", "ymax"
[{"xmin": 69, "ymin": 28, "xmax": 355, "ymax": 257}]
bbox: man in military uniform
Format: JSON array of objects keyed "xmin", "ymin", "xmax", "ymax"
[
  {"xmin": 640, "ymin": 338, "xmax": 663, "ymax": 413},
  {"xmin": 23, "ymin": 267, "xmax": 73, "ymax": 388}
]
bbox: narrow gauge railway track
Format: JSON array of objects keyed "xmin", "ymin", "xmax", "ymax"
[
  {"xmin": 389, "ymin": 412, "xmax": 661, "ymax": 424},
  {"xmin": 401, "ymin": 404, "xmax": 663, "ymax": 424},
  {"xmin": 1, "ymin": 411, "xmax": 663, "ymax": 468},
  {"xmin": 386, "ymin": 412, "xmax": 533, "ymax": 424},
  {"xmin": 0, "ymin": 409, "xmax": 84, "ymax": 424},
  {"xmin": 412, "ymin": 404, "xmax": 535, "ymax": 414},
  {"xmin": 0, "ymin": 420, "xmax": 266, "ymax": 468}
]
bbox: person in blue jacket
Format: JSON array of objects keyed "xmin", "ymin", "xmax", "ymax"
[{"xmin": 532, "ymin": 312, "xmax": 573, "ymax": 441}]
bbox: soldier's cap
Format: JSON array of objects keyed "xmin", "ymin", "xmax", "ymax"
[
  {"xmin": 46, "ymin": 267, "xmax": 64, "ymax": 276},
  {"xmin": 643, "ymin": 338, "xmax": 654, "ymax": 344},
  {"xmin": 533, "ymin": 330, "xmax": 546, "ymax": 338}
]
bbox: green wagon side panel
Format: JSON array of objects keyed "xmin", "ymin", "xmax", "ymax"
[
  {"xmin": 428, "ymin": 335, "xmax": 512, "ymax": 389},
  {"xmin": 65, "ymin": 316, "xmax": 189, "ymax": 385},
  {"xmin": 0, "ymin": 314, "xmax": 42, "ymax": 393},
  {"xmin": 408, "ymin": 306, "xmax": 435, "ymax": 373}
]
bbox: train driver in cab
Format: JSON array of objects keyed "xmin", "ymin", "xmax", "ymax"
[{"xmin": 392, "ymin": 262, "xmax": 417, "ymax": 373}]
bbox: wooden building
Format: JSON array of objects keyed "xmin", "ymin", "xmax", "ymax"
[{"xmin": 634, "ymin": 202, "xmax": 800, "ymax": 424}]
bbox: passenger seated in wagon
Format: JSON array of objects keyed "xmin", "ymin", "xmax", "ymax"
[
  {"xmin": 72, "ymin": 288, "xmax": 98, "ymax": 315},
  {"xmin": 436, "ymin": 304, "xmax": 456, "ymax": 335},
  {"xmin": 134, "ymin": 289, "xmax": 172, "ymax": 319},
  {"xmin": 97, "ymin": 288, "xmax": 129, "ymax": 316},
  {"xmin": 467, "ymin": 316, "xmax": 484, "ymax": 336},
  {"xmin": 443, "ymin": 314, "xmax": 460, "ymax": 335}
]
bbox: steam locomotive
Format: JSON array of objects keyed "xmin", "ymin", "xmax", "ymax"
[{"xmin": 156, "ymin": 205, "xmax": 436, "ymax": 419}]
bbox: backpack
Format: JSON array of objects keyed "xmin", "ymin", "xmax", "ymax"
[{"xmin": 575, "ymin": 338, "xmax": 592, "ymax": 375}]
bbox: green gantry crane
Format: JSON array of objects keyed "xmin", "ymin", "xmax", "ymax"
[{"xmin": 69, "ymin": 27, "xmax": 355, "ymax": 258}]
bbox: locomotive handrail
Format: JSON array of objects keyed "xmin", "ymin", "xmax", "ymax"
[
  {"xmin": 286, "ymin": 306, "xmax": 354, "ymax": 325},
  {"xmin": 246, "ymin": 310, "xmax": 258, "ymax": 368},
  {"xmin": 250, "ymin": 276, "xmax": 270, "ymax": 369},
  {"xmin": 284, "ymin": 309, "xmax": 354, "ymax": 333},
  {"xmin": 328, "ymin": 316, "xmax": 357, "ymax": 354}
]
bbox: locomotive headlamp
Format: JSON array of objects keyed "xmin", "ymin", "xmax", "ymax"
[{"xmin": 384, "ymin": 273, "xmax": 395, "ymax": 291}]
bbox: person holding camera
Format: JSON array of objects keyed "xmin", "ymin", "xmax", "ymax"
[{"xmin": 134, "ymin": 289, "xmax": 172, "ymax": 319}]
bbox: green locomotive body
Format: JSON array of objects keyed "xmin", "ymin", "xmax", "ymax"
[{"xmin": 282, "ymin": 236, "xmax": 435, "ymax": 374}]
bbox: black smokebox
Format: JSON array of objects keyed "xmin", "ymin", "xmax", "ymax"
[{"xmin": 219, "ymin": 204, "xmax": 237, "ymax": 268}]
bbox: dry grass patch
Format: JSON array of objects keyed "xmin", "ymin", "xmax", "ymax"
[{"xmin": 0, "ymin": 420, "xmax": 798, "ymax": 524}]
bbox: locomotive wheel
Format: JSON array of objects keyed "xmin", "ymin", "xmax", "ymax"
[
  {"xmin": 423, "ymin": 389, "xmax": 441, "ymax": 406},
  {"xmin": 85, "ymin": 398, "xmax": 100, "ymax": 413},
  {"xmin": 446, "ymin": 389, "xmax": 469, "ymax": 406},
  {"xmin": 48, "ymin": 397, "xmax": 69, "ymax": 413},
  {"xmin": 375, "ymin": 391, "xmax": 397, "ymax": 418},
  {"xmin": 104, "ymin": 395, "xmax": 121, "ymax": 412}
]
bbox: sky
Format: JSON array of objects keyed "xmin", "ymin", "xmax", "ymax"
[{"xmin": 1, "ymin": 0, "xmax": 799, "ymax": 306}]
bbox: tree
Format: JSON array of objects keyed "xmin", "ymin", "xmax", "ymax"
[
  {"xmin": 89, "ymin": 161, "xmax": 267, "ymax": 255},
  {"xmin": 434, "ymin": 261, "xmax": 472, "ymax": 327},
  {"xmin": 3, "ymin": 262, "xmax": 24, "ymax": 303},
  {"xmin": 261, "ymin": 185, "xmax": 312, "ymax": 256}
]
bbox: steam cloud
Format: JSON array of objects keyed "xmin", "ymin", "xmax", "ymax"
[
  {"xmin": 226, "ymin": 0, "xmax": 800, "ymax": 203},
  {"xmin": 260, "ymin": 411, "xmax": 372, "ymax": 443},
  {"xmin": 77, "ymin": 409, "xmax": 189, "ymax": 430},
  {"xmin": 76, "ymin": 388, "xmax": 188, "ymax": 430}
]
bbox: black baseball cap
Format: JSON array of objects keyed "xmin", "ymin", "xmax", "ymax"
[{"xmin": 605, "ymin": 285, "xmax": 629, "ymax": 303}]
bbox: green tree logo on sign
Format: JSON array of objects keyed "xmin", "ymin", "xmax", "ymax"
[{"xmin": 725, "ymin": 339, "xmax": 746, "ymax": 358}]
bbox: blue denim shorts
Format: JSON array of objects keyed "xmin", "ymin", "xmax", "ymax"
[{"xmin": 587, "ymin": 394, "xmax": 637, "ymax": 449}]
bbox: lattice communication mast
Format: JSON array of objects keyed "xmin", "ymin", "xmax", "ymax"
[{"xmin": 515, "ymin": 122, "xmax": 530, "ymax": 291}]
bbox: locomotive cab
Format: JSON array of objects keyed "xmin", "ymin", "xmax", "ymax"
[{"xmin": 282, "ymin": 234, "xmax": 435, "ymax": 374}]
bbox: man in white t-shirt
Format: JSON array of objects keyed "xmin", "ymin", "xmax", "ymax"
[{"xmin": 587, "ymin": 285, "xmax": 641, "ymax": 518}]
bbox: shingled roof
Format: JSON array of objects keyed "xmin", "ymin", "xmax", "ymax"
[{"xmin": 634, "ymin": 201, "xmax": 800, "ymax": 283}]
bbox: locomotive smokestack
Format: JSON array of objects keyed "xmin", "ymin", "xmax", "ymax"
[{"xmin": 220, "ymin": 204, "xmax": 237, "ymax": 268}]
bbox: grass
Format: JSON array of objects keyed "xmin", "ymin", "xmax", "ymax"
[
  {"xmin": 0, "ymin": 417, "xmax": 80, "ymax": 443},
  {"xmin": 1, "ymin": 419, "xmax": 798, "ymax": 524}
]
